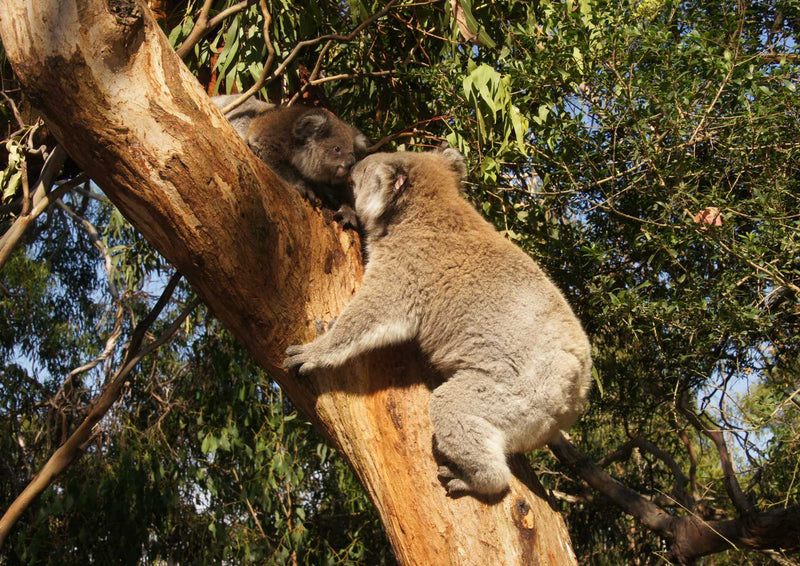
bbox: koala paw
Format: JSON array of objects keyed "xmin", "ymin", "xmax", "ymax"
[
  {"xmin": 294, "ymin": 182, "xmax": 322, "ymax": 207},
  {"xmin": 283, "ymin": 344, "xmax": 317, "ymax": 376},
  {"xmin": 437, "ymin": 464, "xmax": 471, "ymax": 496},
  {"xmin": 334, "ymin": 205, "xmax": 359, "ymax": 229}
]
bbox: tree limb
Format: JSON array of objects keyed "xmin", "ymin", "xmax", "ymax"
[
  {"xmin": 678, "ymin": 394, "xmax": 756, "ymax": 517},
  {"xmin": 550, "ymin": 432, "xmax": 800, "ymax": 563},
  {"xmin": 549, "ymin": 433, "xmax": 675, "ymax": 536},
  {"xmin": 0, "ymin": 273, "xmax": 197, "ymax": 547},
  {"xmin": 0, "ymin": 145, "xmax": 70, "ymax": 270}
]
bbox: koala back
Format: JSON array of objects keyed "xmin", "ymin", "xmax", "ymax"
[{"xmin": 351, "ymin": 149, "xmax": 592, "ymax": 396}]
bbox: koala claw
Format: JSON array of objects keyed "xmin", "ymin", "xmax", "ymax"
[
  {"xmin": 294, "ymin": 182, "xmax": 322, "ymax": 207},
  {"xmin": 283, "ymin": 344, "xmax": 316, "ymax": 375},
  {"xmin": 437, "ymin": 464, "xmax": 457, "ymax": 480},
  {"xmin": 284, "ymin": 344, "xmax": 306, "ymax": 357},
  {"xmin": 443, "ymin": 478, "xmax": 471, "ymax": 496},
  {"xmin": 334, "ymin": 205, "xmax": 359, "ymax": 229},
  {"xmin": 437, "ymin": 464, "xmax": 471, "ymax": 496}
]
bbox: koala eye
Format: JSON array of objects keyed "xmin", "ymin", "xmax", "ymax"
[{"xmin": 334, "ymin": 146, "xmax": 341, "ymax": 153}]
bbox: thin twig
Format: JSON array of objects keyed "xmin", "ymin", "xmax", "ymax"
[{"xmin": 222, "ymin": 0, "xmax": 398, "ymax": 114}]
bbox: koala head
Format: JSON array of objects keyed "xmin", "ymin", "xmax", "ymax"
[
  {"xmin": 350, "ymin": 148, "xmax": 466, "ymax": 234},
  {"xmin": 292, "ymin": 109, "xmax": 369, "ymax": 184}
]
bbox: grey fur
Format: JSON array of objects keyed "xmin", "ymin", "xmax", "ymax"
[
  {"xmin": 284, "ymin": 149, "xmax": 592, "ymax": 497},
  {"xmin": 211, "ymin": 94, "xmax": 368, "ymax": 227}
]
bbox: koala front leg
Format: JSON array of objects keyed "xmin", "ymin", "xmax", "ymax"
[{"xmin": 284, "ymin": 285, "xmax": 416, "ymax": 375}]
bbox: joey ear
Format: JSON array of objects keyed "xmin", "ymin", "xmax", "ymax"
[
  {"xmin": 293, "ymin": 111, "xmax": 330, "ymax": 142},
  {"xmin": 441, "ymin": 148, "xmax": 466, "ymax": 181},
  {"xmin": 353, "ymin": 130, "xmax": 370, "ymax": 157}
]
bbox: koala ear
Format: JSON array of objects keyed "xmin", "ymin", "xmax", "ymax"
[
  {"xmin": 441, "ymin": 148, "xmax": 466, "ymax": 181},
  {"xmin": 353, "ymin": 129, "xmax": 370, "ymax": 157},
  {"xmin": 393, "ymin": 173, "xmax": 409, "ymax": 193},
  {"xmin": 382, "ymin": 161, "xmax": 411, "ymax": 195},
  {"xmin": 373, "ymin": 162, "xmax": 410, "ymax": 195},
  {"xmin": 293, "ymin": 111, "xmax": 330, "ymax": 142}
]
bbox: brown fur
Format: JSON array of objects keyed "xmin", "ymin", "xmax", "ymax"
[{"xmin": 212, "ymin": 95, "xmax": 368, "ymax": 227}]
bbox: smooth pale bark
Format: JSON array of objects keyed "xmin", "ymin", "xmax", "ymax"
[{"xmin": 0, "ymin": 1, "xmax": 577, "ymax": 563}]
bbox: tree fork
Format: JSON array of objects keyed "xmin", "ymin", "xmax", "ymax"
[{"xmin": 0, "ymin": 1, "xmax": 577, "ymax": 563}]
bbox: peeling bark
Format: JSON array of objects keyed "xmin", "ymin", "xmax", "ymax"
[{"xmin": 0, "ymin": 1, "xmax": 578, "ymax": 563}]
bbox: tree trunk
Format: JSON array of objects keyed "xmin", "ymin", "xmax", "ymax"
[{"xmin": 0, "ymin": 1, "xmax": 577, "ymax": 563}]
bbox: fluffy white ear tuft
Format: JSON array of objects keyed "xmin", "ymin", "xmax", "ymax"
[{"xmin": 353, "ymin": 130, "xmax": 370, "ymax": 157}]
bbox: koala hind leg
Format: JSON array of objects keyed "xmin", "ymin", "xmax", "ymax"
[{"xmin": 430, "ymin": 375, "xmax": 511, "ymax": 496}]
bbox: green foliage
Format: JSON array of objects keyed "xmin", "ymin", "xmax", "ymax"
[{"xmin": 2, "ymin": 0, "xmax": 800, "ymax": 564}]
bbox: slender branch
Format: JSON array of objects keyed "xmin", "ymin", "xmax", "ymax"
[
  {"xmin": 308, "ymin": 70, "xmax": 393, "ymax": 85},
  {"xmin": 678, "ymin": 395, "xmax": 755, "ymax": 517},
  {"xmin": 55, "ymin": 195, "xmax": 120, "ymax": 299},
  {"xmin": 0, "ymin": 91, "xmax": 25, "ymax": 129},
  {"xmin": 365, "ymin": 115, "xmax": 451, "ymax": 153},
  {"xmin": 0, "ymin": 145, "xmax": 69, "ymax": 271},
  {"xmin": 220, "ymin": 0, "xmax": 275, "ymax": 113},
  {"xmin": 175, "ymin": 0, "xmax": 253, "ymax": 60},
  {"xmin": 630, "ymin": 436, "xmax": 692, "ymax": 508},
  {"xmin": 222, "ymin": 0, "xmax": 398, "ymax": 114},
  {"xmin": 44, "ymin": 262, "xmax": 124, "ymax": 414},
  {"xmin": 0, "ymin": 274, "xmax": 197, "ymax": 548},
  {"xmin": 287, "ymin": 39, "xmax": 333, "ymax": 106}
]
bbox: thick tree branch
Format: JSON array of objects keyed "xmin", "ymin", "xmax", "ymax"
[
  {"xmin": 0, "ymin": 2, "xmax": 579, "ymax": 563},
  {"xmin": 550, "ymin": 433, "xmax": 800, "ymax": 563},
  {"xmin": 549, "ymin": 433, "xmax": 675, "ymax": 535}
]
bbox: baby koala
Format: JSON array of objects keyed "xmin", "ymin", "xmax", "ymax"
[
  {"xmin": 284, "ymin": 149, "xmax": 592, "ymax": 497},
  {"xmin": 212, "ymin": 94, "xmax": 368, "ymax": 227}
]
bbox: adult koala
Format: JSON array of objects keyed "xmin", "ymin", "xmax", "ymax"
[{"xmin": 285, "ymin": 149, "xmax": 593, "ymax": 497}]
